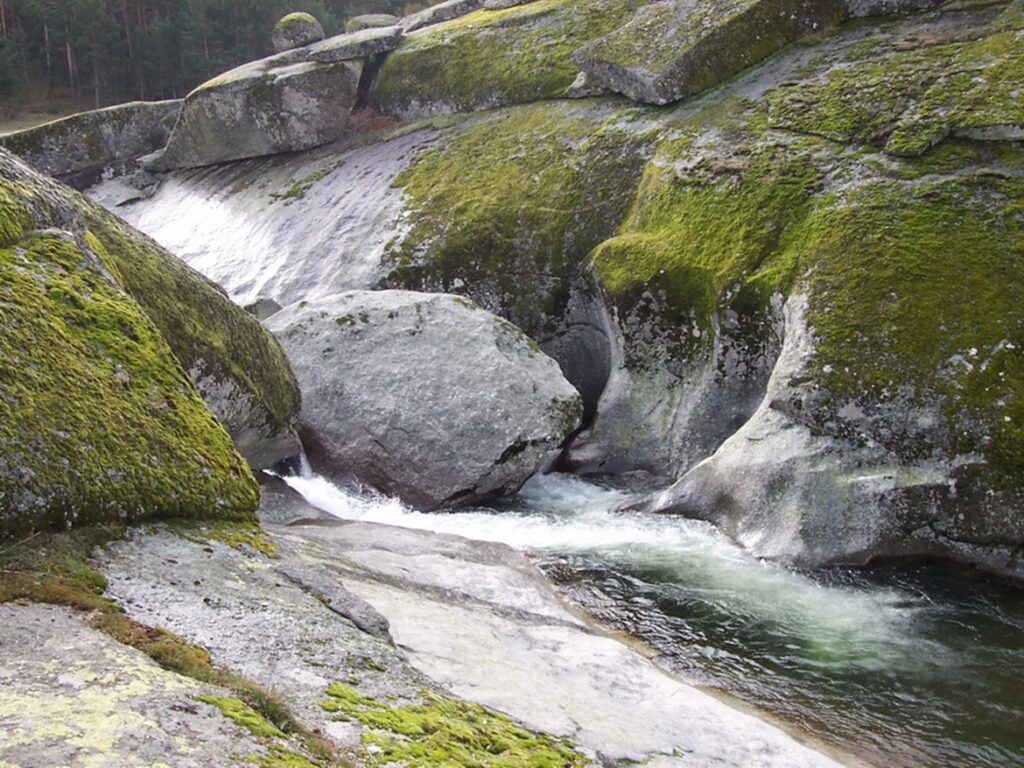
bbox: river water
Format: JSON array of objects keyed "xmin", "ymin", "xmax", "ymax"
[{"xmin": 282, "ymin": 470, "xmax": 1024, "ymax": 768}]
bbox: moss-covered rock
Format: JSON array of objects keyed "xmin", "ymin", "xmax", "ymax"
[
  {"xmin": 150, "ymin": 57, "xmax": 362, "ymax": 171},
  {"xmin": 0, "ymin": 188, "xmax": 258, "ymax": 538},
  {"xmin": 0, "ymin": 100, "xmax": 181, "ymax": 185},
  {"xmin": 272, "ymin": 12, "xmax": 326, "ymax": 53},
  {"xmin": 573, "ymin": 0, "xmax": 845, "ymax": 105},
  {"xmin": 1, "ymin": 148, "xmax": 301, "ymax": 475},
  {"xmin": 380, "ymin": 101, "xmax": 650, "ymax": 405},
  {"xmin": 764, "ymin": 1, "xmax": 1024, "ymax": 155},
  {"xmin": 371, "ymin": 0, "xmax": 644, "ymax": 120}
]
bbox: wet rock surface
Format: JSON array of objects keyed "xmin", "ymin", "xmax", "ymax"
[{"xmin": 89, "ymin": 513, "xmax": 848, "ymax": 767}]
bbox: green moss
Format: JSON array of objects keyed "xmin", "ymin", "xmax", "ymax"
[
  {"xmin": 321, "ymin": 683, "xmax": 587, "ymax": 767},
  {"xmin": 886, "ymin": 2, "xmax": 1024, "ymax": 155},
  {"xmin": 796, "ymin": 175, "xmax": 1024, "ymax": 475},
  {"xmin": 0, "ymin": 225, "xmax": 258, "ymax": 537},
  {"xmin": 198, "ymin": 696, "xmax": 287, "ymax": 738},
  {"xmin": 575, "ymin": 0, "xmax": 844, "ymax": 102},
  {"xmin": 383, "ymin": 102, "xmax": 649, "ymax": 337},
  {"xmin": 372, "ymin": 0, "xmax": 641, "ymax": 115},
  {"xmin": 766, "ymin": 44, "xmax": 956, "ymax": 146},
  {"xmin": 0, "ymin": 179, "xmax": 30, "ymax": 246},
  {"xmin": 592, "ymin": 135, "xmax": 821, "ymax": 363},
  {"xmin": 82, "ymin": 200, "xmax": 300, "ymax": 441}
]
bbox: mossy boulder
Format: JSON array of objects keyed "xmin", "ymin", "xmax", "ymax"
[
  {"xmin": 0, "ymin": 100, "xmax": 181, "ymax": 186},
  {"xmin": 150, "ymin": 56, "xmax": 362, "ymax": 171},
  {"xmin": 572, "ymin": 0, "xmax": 845, "ymax": 105},
  {"xmin": 272, "ymin": 12, "xmax": 326, "ymax": 53},
  {"xmin": 0, "ymin": 158, "xmax": 261, "ymax": 538},
  {"xmin": 371, "ymin": 0, "xmax": 645, "ymax": 120},
  {"xmin": 1, "ymin": 148, "xmax": 301, "ymax": 474},
  {"xmin": 582, "ymin": 5, "xmax": 1024, "ymax": 573}
]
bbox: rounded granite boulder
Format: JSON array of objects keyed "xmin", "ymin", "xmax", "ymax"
[
  {"xmin": 267, "ymin": 290, "xmax": 583, "ymax": 509},
  {"xmin": 272, "ymin": 12, "xmax": 325, "ymax": 52}
]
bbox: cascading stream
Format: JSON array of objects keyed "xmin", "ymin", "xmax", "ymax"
[{"xmin": 282, "ymin": 469, "xmax": 1024, "ymax": 768}]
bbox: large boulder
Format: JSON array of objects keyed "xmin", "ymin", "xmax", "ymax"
[
  {"xmin": 572, "ymin": 0, "xmax": 845, "ymax": 105},
  {"xmin": 372, "ymin": 0, "xmax": 643, "ymax": 120},
  {"xmin": 0, "ymin": 100, "xmax": 180, "ymax": 187},
  {"xmin": 401, "ymin": 0, "xmax": 484, "ymax": 32},
  {"xmin": 1, "ymin": 148, "xmax": 302, "ymax": 474},
  {"xmin": 306, "ymin": 25, "xmax": 403, "ymax": 63},
  {"xmin": 0, "ymin": 150, "xmax": 263, "ymax": 538},
  {"xmin": 149, "ymin": 56, "xmax": 361, "ymax": 171},
  {"xmin": 272, "ymin": 12, "xmax": 326, "ymax": 52},
  {"xmin": 267, "ymin": 290, "xmax": 583, "ymax": 508},
  {"xmin": 346, "ymin": 13, "xmax": 401, "ymax": 33}
]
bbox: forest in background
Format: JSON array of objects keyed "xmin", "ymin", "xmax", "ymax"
[{"xmin": 0, "ymin": 0, "xmax": 432, "ymax": 118}]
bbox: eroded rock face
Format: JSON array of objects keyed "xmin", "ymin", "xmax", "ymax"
[
  {"xmin": 149, "ymin": 57, "xmax": 361, "ymax": 171},
  {"xmin": 0, "ymin": 100, "xmax": 180, "ymax": 186},
  {"xmin": 272, "ymin": 12, "xmax": 326, "ymax": 52},
  {"xmin": 267, "ymin": 290, "xmax": 583, "ymax": 508}
]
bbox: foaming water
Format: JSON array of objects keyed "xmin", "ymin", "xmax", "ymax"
[{"xmin": 282, "ymin": 470, "xmax": 1024, "ymax": 767}]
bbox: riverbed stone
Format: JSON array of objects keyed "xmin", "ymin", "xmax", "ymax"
[
  {"xmin": 92, "ymin": 515, "xmax": 848, "ymax": 767},
  {"xmin": 267, "ymin": 290, "xmax": 583, "ymax": 509}
]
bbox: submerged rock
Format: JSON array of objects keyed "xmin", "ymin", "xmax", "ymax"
[
  {"xmin": 149, "ymin": 57, "xmax": 361, "ymax": 171},
  {"xmin": 267, "ymin": 290, "xmax": 583, "ymax": 508},
  {"xmin": 272, "ymin": 12, "xmax": 326, "ymax": 52}
]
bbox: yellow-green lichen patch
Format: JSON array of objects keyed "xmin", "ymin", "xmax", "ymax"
[
  {"xmin": 886, "ymin": 2, "xmax": 1024, "ymax": 155},
  {"xmin": 372, "ymin": 0, "xmax": 641, "ymax": 116},
  {"xmin": 0, "ymin": 228, "xmax": 258, "ymax": 537},
  {"xmin": 383, "ymin": 102, "xmax": 650, "ymax": 336},
  {"xmin": 0, "ymin": 526, "xmax": 346, "ymax": 766},
  {"xmin": 796, "ymin": 174, "xmax": 1024, "ymax": 476},
  {"xmin": 321, "ymin": 683, "xmax": 587, "ymax": 767},
  {"xmin": 197, "ymin": 696, "xmax": 286, "ymax": 739},
  {"xmin": 167, "ymin": 519, "xmax": 279, "ymax": 558}
]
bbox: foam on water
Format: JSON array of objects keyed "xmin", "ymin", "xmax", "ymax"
[{"xmin": 282, "ymin": 470, "xmax": 940, "ymax": 671}]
